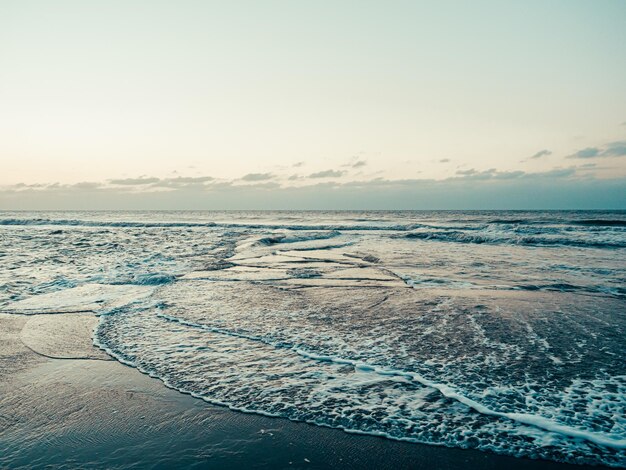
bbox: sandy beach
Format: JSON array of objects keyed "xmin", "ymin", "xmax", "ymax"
[{"xmin": 0, "ymin": 312, "xmax": 602, "ymax": 470}]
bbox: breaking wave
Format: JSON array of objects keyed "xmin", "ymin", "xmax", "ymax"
[
  {"xmin": 403, "ymin": 230, "xmax": 626, "ymax": 248},
  {"xmin": 0, "ymin": 217, "xmax": 422, "ymax": 231}
]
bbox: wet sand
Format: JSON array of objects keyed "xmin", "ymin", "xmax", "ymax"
[{"xmin": 0, "ymin": 313, "xmax": 601, "ymax": 469}]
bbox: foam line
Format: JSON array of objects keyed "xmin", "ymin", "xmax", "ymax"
[{"xmin": 153, "ymin": 312, "xmax": 626, "ymax": 450}]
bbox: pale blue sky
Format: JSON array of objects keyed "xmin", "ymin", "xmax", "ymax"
[{"xmin": 0, "ymin": 0, "xmax": 625, "ymax": 208}]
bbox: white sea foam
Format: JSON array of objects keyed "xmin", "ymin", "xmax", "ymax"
[
  {"xmin": 94, "ymin": 306, "xmax": 626, "ymax": 467},
  {"xmin": 1, "ymin": 284, "xmax": 154, "ymax": 315},
  {"xmin": 154, "ymin": 312, "xmax": 626, "ymax": 450}
]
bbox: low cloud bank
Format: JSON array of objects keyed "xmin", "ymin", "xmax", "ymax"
[{"xmin": 2, "ymin": 170, "xmax": 624, "ymax": 210}]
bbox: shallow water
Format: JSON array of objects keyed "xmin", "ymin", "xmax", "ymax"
[{"xmin": 1, "ymin": 210, "xmax": 624, "ymax": 467}]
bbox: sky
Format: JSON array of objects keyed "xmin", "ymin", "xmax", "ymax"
[{"xmin": 1, "ymin": 0, "xmax": 625, "ymax": 209}]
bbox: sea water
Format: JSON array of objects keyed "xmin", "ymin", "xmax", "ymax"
[{"xmin": 1, "ymin": 210, "xmax": 624, "ymax": 466}]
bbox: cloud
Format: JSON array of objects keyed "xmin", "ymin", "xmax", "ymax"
[
  {"xmin": 492, "ymin": 170, "xmax": 526, "ymax": 179},
  {"xmin": 536, "ymin": 168, "xmax": 577, "ymax": 178},
  {"xmin": 110, "ymin": 177, "xmax": 160, "ymax": 185},
  {"xmin": 567, "ymin": 147, "xmax": 600, "ymax": 159},
  {"xmin": 601, "ymin": 141, "xmax": 626, "ymax": 157},
  {"xmin": 529, "ymin": 149, "xmax": 551, "ymax": 159},
  {"xmin": 239, "ymin": 181, "xmax": 281, "ymax": 190},
  {"xmin": 293, "ymin": 161, "xmax": 305, "ymax": 168},
  {"xmin": 439, "ymin": 158, "xmax": 450, "ymax": 163},
  {"xmin": 454, "ymin": 167, "xmax": 575, "ymax": 181},
  {"xmin": 456, "ymin": 168, "xmax": 478, "ymax": 176},
  {"xmin": 154, "ymin": 176, "xmax": 214, "ymax": 188},
  {"xmin": 308, "ymin": 169, "xmax": 345, "ymax": 178},
  {"xmin": 567, "ymin": 141, "xmax": 626, "ymax": 159},
  {"xmin": 3, "ymin": 168, "xmax": 624, "ymax": 210},
  {"xmin": 453, "ymin": 168, "xmax": 516, "ymax": 180},
  {"xmin": 342, "ymin": 159, "xmax": 367, "ymax": 168},
  {"xmin": 240, "ymin": 173, "xmax": 274, "ymax": 182},
  {"xmin": 166, "ymin": 176, "xmax": 213, "ymax": 183},
  {"xmin": 70, "ymin": 181, "xmax": 104, "ymax": 190},
  {"xmin": 106, "ymin": 176, "xmax": 216, "ymax": 190}
]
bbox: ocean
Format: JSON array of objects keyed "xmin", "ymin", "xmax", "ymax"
[{"xmin": 1, "ymin": 210, "xmax": 624, "ymax": 467}]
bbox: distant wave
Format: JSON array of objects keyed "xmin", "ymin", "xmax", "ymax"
[
  {"xmin": 401, "ymin": 275, "xmax": 626, "ymax": 298},
  {"xmin": 221, "ymin": 223, "xmax": 394, "ymax": 231},
  {"xmin": 0, "ymin": 218, "xmax": 219, "ymax": 228},
  {"xmin": 514, "ymin": 282, "xmax": 579, "ymax": 292},
  {"xmin": 131, "ymin": 273, "xmax": 177, "ymax": 286},
  {"xmin": 487, "ymin": 219, "xmax": 529, "ymax": 224},
  {"xmin": 255, "ymin": 230, "xmax": 342, "ymax": 246},
  {"xmin": 0, "ymin": 217, "xmax": 422, "ymax": 231},
  {"xmin": 573, "ymin": 219, "xmax": 626, "ymax": 227},
  {"xmin": 487, "ymin": 218, "xmax": 626, "ymax": 227},
  {"xmin": 402, "ymin": 230, "xmax": 626, "ymax": 248},
  {"xmin": 4, "ymin": 216, "xmax": 625, "ymax": 231},
  {"xmin": 514, "ymin": 283, "xmax": 626, "ymax": 298}
]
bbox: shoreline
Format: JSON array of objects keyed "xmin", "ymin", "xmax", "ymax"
[{"xmin": 0, "ymin": 313, "xmax": 605, "ymax": 469}]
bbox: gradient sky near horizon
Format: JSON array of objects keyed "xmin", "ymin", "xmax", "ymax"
[{"xmin": 1, "ymin": 0, "xmax": 625, "ymax": 209}]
